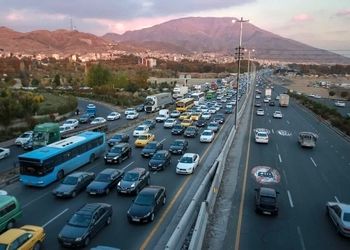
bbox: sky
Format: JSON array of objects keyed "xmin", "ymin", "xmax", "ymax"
[{"xmin": 1, "ymin": 0, "xmax": 349, "ymax": 56}]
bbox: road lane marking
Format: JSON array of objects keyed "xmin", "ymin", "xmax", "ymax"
[
  {"xmin": 42, "ymin": 208, "xmax": 69, "ymax": 228},
  {"xmin": 160, "ymin": 138, "xmax": 167, "ymax": 144},
  {"xmin": 278, "ymin": 154, "xmax": 282, "ymax": 163},
  {"xmin": 286, "ymin": 120, "xmax": 290, "ymax": 124},
  {"xmin": 335, "ymin": 196, "xmax": 340, "ymax": 203},
  {"xmin": 275, "ymin": 143, "xmax": 279, "ymax": 151},
  {"xmin": 122, "ymin": 161, "xmax": 134, "ymax": 171},
  {"xmin": 282, "ymin": 169, "xmax": 288, "ymax": 185},
  {"xmin": 22, "ymin": 191, "xmax": 52, "ymax": 209},
  {"xmin": 271, "ymin": 129, "xmax": 274, "ymax": 134},
  {"xmin": 287, "ymin": 190, "xmax": 294, "ymax": 208},
  {"xmin": 310, "ymin": 157, "xmax": 317, "ymax": 167},
  {"xmin": 297, "ymin": 226, "xmax": 306, "ymax": 250},
  {"xmin": 268, "ymin": 119, "xmax": 271, "ymax": 123}
]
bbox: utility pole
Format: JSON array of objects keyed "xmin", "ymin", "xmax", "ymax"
[{"xmin": 234, "ymin": 17, "xmax": 249, "ymax": 129}]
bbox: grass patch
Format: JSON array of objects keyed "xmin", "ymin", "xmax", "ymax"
[{"xmin": 37, "ymin": 93, "xmax": 77, "ymax": 115}]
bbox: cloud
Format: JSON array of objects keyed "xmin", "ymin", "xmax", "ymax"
[
  {"xmin": 292, "ymin": 13, "xmax": 313, "ymax": 22},
  {"xmin": 335, "ymin": 9, "xmax": 350, "ymax": 17}
]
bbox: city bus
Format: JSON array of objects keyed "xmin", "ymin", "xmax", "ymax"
[
  {"xmin": 191, "ymin": 92, "xmax": 205, "ymax": 105},
  {"xmin": 18, "ymin": 131, "xmax": 106, "ymax": 187},
  {"xmin": 176, "ymin": 98, "xmax": 195, "ymax": 112}
]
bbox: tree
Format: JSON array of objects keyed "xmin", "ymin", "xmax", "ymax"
[
  {"xmin": 329, "ymin": 90, "xmax": 335, "ymax": 96},
  {"xmin": 31, "ymin": 78, "xmax": 40, "ymax": 87},
  {"xmin": 340, "ymin": 91, "xmax": 348, "ymax": 98},
  {"xmin": 53, "ymin": 74, "xmax": 61, "ymax": 87},
  {"xmin": 86, "ymin": 64, "xmax": 112, "ymax": 87}
]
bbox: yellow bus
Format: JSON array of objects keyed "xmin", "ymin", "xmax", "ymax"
[{"xmin": 176, "ymin": 98, "xmax": 195, "ymax": 112}]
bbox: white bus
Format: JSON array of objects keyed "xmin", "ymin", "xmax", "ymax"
[{"xmin": 191, "ymin": 92, "xmax": 205, "ymax": 106}]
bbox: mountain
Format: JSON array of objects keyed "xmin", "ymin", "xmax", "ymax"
[{"xmin": 103, "ymin": 17, "xmax": 350, "ymax": 64}]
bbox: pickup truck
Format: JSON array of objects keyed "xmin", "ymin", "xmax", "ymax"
[{"xmin": 298, "ymin": 132, "xmax": 318, "ymax": 148}]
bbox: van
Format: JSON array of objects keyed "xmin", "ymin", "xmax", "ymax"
[
  {"xmin": 155, "ymin": 109, "xmax": 170, "ymax": 122},
  {"xmin": 0, "ymin": 195, "xmax": 22, "ymax": 232}
]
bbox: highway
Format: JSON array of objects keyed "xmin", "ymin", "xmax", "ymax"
[{"xmin": 233, "ymin": 85, "xmax": 350, "ymax": 250}]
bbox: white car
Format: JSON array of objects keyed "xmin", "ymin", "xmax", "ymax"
[
  {"xmin": 263, "ymin": 98, "xmax": 269, "ymax": 103},
  {"xmin": 200, "ymin": 130, "xmax": 215, "ymax": 143},
  {"xmin": 59, "ymin": 125, "xmax": 74, "ymax": 133},
  {"xmin": 335, "ymin": 101, "xmax": 346, "ymax": 107},
  {"xmin": 15, "ymin": 131, "xmax": 33, "ymax": 146},
  {"xmin": 170, "ymin": 110, "xmax": 181, "ymax": 118},
  {"xmin": 63, "ymin": 119, "xmax": 79, "ymax": 129},
  {"xmin": 126, "ymin": 111, "xmax": 139, "ymax": 120},
  {"xmin": 256, "ymin": 109, "xmax": 265, "ymax": 116},
  {"xmin": 164, "ymin": 118, "xmax": 177, "ymax": 128},
  {"xmin": 107, "ymin": 112, "xmax": 121, "ymax": 121},
  {"xmin": 208, "ymin": 108, "xmax": 217, "ymax": 114},
  {"xmin": 273, "ymin": 111, "xmax": 283, "ymax": 119},
  {"xmin": 133, "ymin": 125, "xmax": 149, "ymax": 137},
  {"xmin": 91, "ymin": 117, "xmax": 107, "ymax": 124},
  {"xmin": 254, "ymin": 128, "xmax": 270, "ymax": 144},
  {"xmin": 176, "ymin": 153, "xmax": 200, "ymax": 175},
  {"xmin": 124, "ymin": 108, "xmax": 136, "ymax": 116},
  {"xmin": 201, "ymin": 112, "xmax": 212, "ymax": 120},
  {"xmin": 256, "ymin": 95, "xmax": 261, "ymax": 99},
  {"xmin": 0, "ymin": 147, "xmax": 10, "ymax": 160}
]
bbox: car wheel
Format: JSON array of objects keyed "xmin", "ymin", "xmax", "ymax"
[
  {"xmin": 106, "ymin": 215, "xmax": 112, "ymax": 225},
  {"xmin": 84, "ymin": 236, "xmax": 90, "ymax": 247},
  {"xmin": 4, "ymin": 153, "xmax": 9, "ymax": 158},
  {"xmin": 6, "ymin": 220, "xmax": 14, "ymax": 230},
  {"xmin": 150, "ymin": 213, "xmax": 155, "ymax": 222},
  {"xmin": 33, "ymin": 242, "xmax": 42, "ymax": 250},
  {"xmin": 71, "ymin": 191, "xmax": 77, "ymax": 198},
  {"xmin": 89, "ymin": 154, "xmax": 96, "ymax": 163},
  {"xmin": 105, "ymin": 188, "xmax": 110, "ymax": 195},
  {"xmin": 57, "ymin": 170, "xmax": 64, "ymax": 181}
]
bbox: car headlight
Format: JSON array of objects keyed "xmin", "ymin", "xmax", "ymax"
[
  {"xmin": 118, "ymin": 181, "xmax": 121, "ymax": 186},
  {"xmin": 113, "ymin": 156, "xmax": 119, "ymax": 160},
  {"xmin": 144, "ymin": 212, "xmax": 151, "ymax": 218},
  {"xmin": 131, "ymin": 183, "xmax": 135, "ymax": 188},
  {"xmin": 75, "ymin": 237, "xmax": 82, "ymax": 241},
  {"xmin": 158, "ymin": 163, "xmax": 163, "ymax": 167},
  {"xmin": 104, "ymin": 156, "xmax": 107, "ymax": 159}
]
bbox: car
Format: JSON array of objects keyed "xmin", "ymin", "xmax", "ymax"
[
  {"xmin": 59, "ymin": 124, "xmax": 75, "ymax": 133},
  {"xmin": 202, "ymin": 112, "xmax": 212, "ymax": 120},
  {"xmin": 0, "ymin": 147, "xmax": 10, "ymax": 160},
  {"xmin": 91, "ymin": 117, "xmax": 107, "ymax": 125},
  {"xmin": 0, "ymin": 225, "xmax": 45, "ymax": 250},
  {"xmin": 190, "ymin": 112, "xmax": 201, "ymax": 121},
  {"xmin": 86, "ymin": 168, "xmax": 124, "ymax": 195},
  {"xmin": 104, "ymin": 143, "xmax": 132, "ymax": 164},
  {"xmin": 179, "ymin": 112, "xmax": 191, "ymax": 120},
  {"xmin": 135, "ymin": 104, "xmax": 145, "ymax": 112},
  {"xmin": 255, "ymin": 187, "xmax": 279, "ymax": 215},
  {"xmin": 335, "ymin": 101, "xmax": 346, "ymax": 107},
  {"xmin": 22, "ymin": 139, "xmax": 33, "ymax": 150},
  {"xmin": 254, "ymin": 128, "xmax": 270, "ymax": 144},
  {"xmin": 169, "ymin": 139, "xmax": 188, "ymax": 154},
  {"xmin": 117, "ymin": 168, "xmax": 150, "ymax": 195},
  {"xmin": 275, "ymin": 95, "xmax": 280, "ymax": 100},
  {"xmin": 170, "ymin": 110, "xmax": 181, "ymax": 118},
  {"xmin": 127, "ymin": 186, "xmax": 166, "ymax": 223},
  {"xmin": 221, "ymin": 98, "xmax": 227, "ymax": 103},
  {"xmin": 326, "ymin": 202, "xmax": 350, "ymax": 237},
  {"xmin": 200, "ymin": 129, "xmax": 215, "ymax": 143},
  {"xmin": 15, "ymin": 131, "xmax": 33, "ymax": 146},
  {"xmin": 148, "ymin": 150, "xmax": 171, "ymax": 171},
  {"xmin": 133, "ymin": 125, "xmax": 150, "ymax": 137},
  {"xmin": 107, "ymin": 133, "xmax": 129, "ymax": 147},
  {"xmin": 176, "ymin": 153, "xmax": 200, "ymax": 174},
  {"xmin": 254, "ymin": 102, "xmax": 262, "ymax": 107},
  {"xmin": 124, "ymin": 108, "xmax": 136, "ymax": 116},
  {"xmin": 195, "ymin": 118, "xmax": 207, "ymax": 127},
  {"xmin": 171, "ymin": 124, "xmax": 186, "ymax": 135},
  {"xmin": 79, "ymin": 113, "xmax": 94, "ymax": 123},
  {"xmin": 255, "ymin": 95, "xmax": 261, "ymax": 99},
  {"xmin": 269, "ymin": 101, "xmax": 275, "ymax": 106},
  {"xmin": 256, "ymin": 109, "xmax": 265, "ymax": 116},
  {"xmin": 164, "ymin": 118, "xmax": 177, "ymax": 128},
  {"xmin": 52, "ymin": 172, "xmax": 95, "ymax": 198},
  {"xmin": 63, "ymin": 119, "xmax": 79, "ymax": 129},
  {"xmin": 181, "ymin": 119, "xmax": 193, "ymax": 127},
  {"xmin": 208, "ymin": 108, "xmax": 217, "ymax": 114},
  {"xmin": 107, "ymin": 112, "xmax": 121, "ymax": 121},
  {"xmin": 225, "ymin": 107, "xmax": 233, "ymax": 114},
  {"xmin": 126, "ymin": 111, "xmax": 139, "ymax": 120},
  {"xmin": 184, "ymin": 126, "xmax": 199, "ymax": 138},
  {"xmin": 207, "ymin": 121, "xmax": 220, "ymax": 133},
  {"xmin": 134, "ymin": 133, "xmax": 155, "ymax": 147},
  {"xmin": 273, "ymin": 110, "xmax": 283, "ymax": 119},
  {"xmin": 263, "ymin": 98, "xmax": 269, "ymax": 103},
  {"xmin": 141, "ymin": 141, "xmax": 163, "ymax": 158},
  {"xmin": 143, "ymin": 119, "xmax": 156, "ymax": 129},
  {"xmin": 58, "ymin": 203, "xmax": 112, "ymax": 248},
  {"xmin": 213, "ymin": 113, "xmax": 225, "ymax": 124},
  {"xmin": 298, "ymin": 132, "xmax": 318, "ymax": 148}
]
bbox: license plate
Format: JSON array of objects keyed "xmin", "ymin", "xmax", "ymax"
[
  {"xmin": 120, "ymin": 190, "xmax": 126, "ymax": 193},
  {"xmin": 56, "ymin": 193, "xmax": 63, "ymax": 197},
  {"xmin": 263, "ymin": 211, "xmax": 271, "ymax": 215},
  {"xmin": 132, "ymin": 218, "xmax": 140, "ymax": 222},
  {"xmin": 90, "ymin": 192, "xmax": 96, "ymax": 195},
  {"xmin": 107, "ymin": 160, "xmax": 112, "ymax": 162},
  {"xmin": 64, "ymin": 242, "xmax": 72, "ymax": 246}
]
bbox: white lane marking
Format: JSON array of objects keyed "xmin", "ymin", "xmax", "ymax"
[
  {"xmin": 271, "ymin": 129, "xmax": 274, "ymax": 134},
  {"xmin": 310, "ymin": 157, "xmax": 317, "ymax": 167},
  {"xmin": 282, "ymin": 169, "xmax": 288, "ymax": 185},
  {"xmin": 297, "ymin": 226, "xmax": 306, "ymax": 250},
  {"xmin": 278, "ymin": 154, "xmax": 282, "ymax": 163},
  {"xmin": 22, "ymin": 191, "xmax": 52, "ymax": 209},
  {"xmin": 268, "ymin": 119, "xmax": 271, "ymax": 123},
  {"xmin": 160, "ymin": 138, "xmax": 167, "ymax": 144},
  {"xmin": 275, "ymin": 143, "xmax": 279, "ymax": 151},
  {"xmin": 335, "ymin": 196, "xmax": 340, "ymax": 203},
  {"xmin": 286, "ymin": 120, "xmax": 290, "ymax": 124},
  {"xmin": 42, "ymin": 208, "xmax": 69, "ymax": 228},
  {"xmin": 122, "ymin": 161, "xmax": 135, "ymax": 171},
  {"xmin": 287, "ymin": 190, "xmax": 294, "ymax": 208}
]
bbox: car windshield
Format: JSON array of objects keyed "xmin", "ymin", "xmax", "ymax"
[
  {"xmin": 180, "ymin": 156, "xmax": 193, "ymax": 163},
  {"xmin": 343, "ymin": 213, "xmax": 350, "ymax": 222},
  {"xmin": 257, "ymin": 132, "xmax": 267, "ymax": 137},
  {"xmin": 187, "ymin": 127, "xmax": 195, "ymax": 131},
  {"xmin": 166, "ymin": 119, "xmax": 175, "ymax": 123},
  {"xmin": 153, "ymin": 153, "xmax": 165, "ymax": 160},
  {"xmin": 95, "ymin": 173, "xmax": 111, "ymax": 182},
  {"xmin": 0, "ymin": 244, "xmax": 8, "ymax": 250},
  {"xmin": 202, "ymin": 131, "xmax": 212, "ymax": 136},
  {"xmin": 145, "ymin": 143, "xmax": 157, "ymax": 149},
  {"xmin": 110, "ymin": 147, "xmax": 122, "ymax": 153},
  {"xmin": 173, "ymin": 141, "xmax": 184, "ymax": 146},
  {"xmin": 134, "ymin": 193, "xmax": 154, "ymax": 206},
  {"xmin": 260, "ymin": 196, "xmax": 276, "ymax": 204},
  {"xmin": 68, "ymin": 213, "xmax": 92, "ymax": 227},
  {"xmin": 21, "ymin": 133, "xmax": 31, "ymax": 138},
  {"xmin": 62, "ymin": 176, "xmax": 78, "ymax": 185},
  {"xmin": 138, "ymin": 135, "xmax": 148, "ymax": 140},
  {"xmin": 136, "ymin": 127, "xmax": 145, "ymax": 131},
  {"xmin": 123, "ymin": 172, "xmax": 139, "ymax": 182},
  {"xmin": 112, "ymin": 134, "xmax": 122, "ymax": 140},
  {"xmin": 81, "ymin": 114, "xmax": 89, "ymax": 118},
  {"xmin": 173, "ymin": 125, "xmax": 182, "ymax": 129}
]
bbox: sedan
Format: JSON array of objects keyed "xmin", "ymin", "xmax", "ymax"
[
  {"xmin": 107, "ymin": 133, "xmax": 129, "ymax": 147},
  {"xmin": 256, "ymin": 109, "xmax": 265, "ymax": 116},
  {"xmin": 86, "ymin": 168, "xmax": 124, "ymax": 195},
  {"xmin": 104, "ymin": 143, "xmax": 132, "ymax": 164},
  {"xmin": 107, "ymin": 112, "xmax": 121, "ymax": 121},
  {"xmin": 254, "ymin": 128, "xmax": 269, "ymax": 144},
  {"xmin": 0, "ymin": 225, "xmax": 45, "ymax": 250},
  {"xmin": 117, "ymin": 168, "xmax": 150, "ymax": 195},
  {"xmin": 52, "ymin": 172, "xmax": 95, "ymax": 198},
  {"xmin": 91, "ymin": 117, "xmax": 107, "ymax": 125},
  {"xmin": 170, "ymin": 110, "xmax": 181, "ymax": 118},
  {"xmin": 273, "ymin": 110, "xmax": 283, "ymax": 119},
  {"xmin": 143, "ymin": 119, "xmax": 156, "ymax": 129},
  {"xmin": 326, "ymin": 202, "xmax": 350, "ymax": 237},
  {"xmin": 79, "ymin": 113, "xmax": 94, "ymax": 123},
  {"xmin": 0, "ymin": 147, "xmax": 10, "ymax": 160},
  {"xmin": 202, "ymin": 112, "xmax": 212, "ymax": 120},
  {"xmin": 213, "ymin": 114, "xmax": 225, "ymax": 124},
  {"xmin": 164, "ymin": 118, "xmax": 177, "ymax": 128},
  {"xmin": 169, "ymin": 139, "xmax": 188, "ymax": 154},
  {"xmin": 133, "ymin": 125, "xmax": 150, "ymax": 137},
  {"xmin": 134, "ymin": 134, "xmax": 155, "ymax": 148},
  {"xmin": 127, "ymin": 186, "xmax": 166, "ymax": 223},
  {"xmin": 63, "ymin": 119, "xmax": 79, "ymax": 129},
  {"xmin": 184, "ymin": 126, "xmax": 199, "ymax": 138},
  {"xmin": 148, "ymin": 150, "xmax": 171, "ymax": 171},
  {"xmin": 195, "ymin": 118, "xmax": 207, "ymax": 128},
  {"xmin": 200, "ymin": 130, "xmax": 215, "ymax": 143},
  {"xmin": 171, "ymin": 124, "xmax": 185, "ymax": 135},
  {"xmin": 176, "ymin": 153, "xmax": 200, "ymax": 175},
  {"xmin": 141, "ymin": 141, "xmax": 163, "ymax": 158},
  {"xmin": 181, "ymin": 119, "xmax": 193, "ymax": 127},
  {"xmin": 208, "ymin": 108, "xmax": 217, "ymax": 114},
  {"xmin": 207, "ymin": 121, "xmax": 220, "ymax": 133},
  {"xmin": 126, "ymin": 111, "xmax": 139, "ymax": 120}
]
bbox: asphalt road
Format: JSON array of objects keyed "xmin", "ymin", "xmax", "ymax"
[{"xmin": 235, "ymin": 86, "xmax": 350, "ymax": 250}]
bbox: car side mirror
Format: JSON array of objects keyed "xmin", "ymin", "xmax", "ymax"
[{"xmin": 276, "ymin": 191, "xmax": 280, "ymax": 195}]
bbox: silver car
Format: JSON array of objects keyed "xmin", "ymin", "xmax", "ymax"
[{"xmin": 326, "ymin": 202, "xmax": 350, "ymax": 237}]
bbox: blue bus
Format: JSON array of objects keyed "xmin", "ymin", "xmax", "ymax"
[{"xmin": 18, "ymin": 131, "xmax": 106, "ymax": 187}]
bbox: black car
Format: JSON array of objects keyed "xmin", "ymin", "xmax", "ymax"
[
  {"xmin": 117, "ymin": 168, "xmax": 150, "ymax": 195},
  {"xmin": 58, "ymin": 203, "xmax": 113, "ymax": 248},
  {"xmin": 52, "ymin": 172, "xmax": 95, "ymax": 198},
  {"xmin": 79, "ymin": 113, "xmax": 94, "ymax": 123},
  {"xmin": 141, "ymin": 141, "xmax": 163, "ymax": 158},
  {"xmin": 127, "ymin": 186, "xmax": 166, "ymax": 223},
  {"xmin": 213, "ymin": 113, "xmax": 225, "ymax": 124},
  {"xmin": 255, "ymin": 187, "xmax": 279, "ymax": 216},
  {"xmin": 86, "ymin": 168, "xmax": 124, "ymax": 195},
  {"xmin": 195, "ymin": 118, "xmax": 207, "ymax": 128},
  {"xmin": 107, "ymin": 133, "xmax": 129, "ymax": 147},
  {"xmin": 135, "ymin": 104, "xmax": 145, "ymax": 112},
  {"xmin": 269, "ymin": 101, "xmax": 275, "ymax": 106},
  {"xmin": 143, "ymin": 119, "xmax": 156, "ymax": 129},
  {"xmin": 169, "ymin": 139, "xmax": 188, "ymax": 154},
  {"xmin": 148, "ymin": 150, "xmax": 171, "ymax": 171},
  {"xmin": 184, "ymin": 126, "xmax": 199, "ymax": 138},
  {"xmin": 104, "ymin": 143, "xmax": 132, "ymax": 164},
  {"xmin": 171, "ymin": 124, "xmax": 185, "ymax": 135}
]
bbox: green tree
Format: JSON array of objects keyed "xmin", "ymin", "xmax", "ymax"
[
  {"xmin": 53, "ymin": 74, "xmax": 61, "ymax": 87},
  {"xmin": 0, "ymin": 90, "xmax": 21, "ymax": 128},
  {"xmin": 86, "ymin": 64, "xmax": 112, "ymax": 87},
  {"xmin": 31, "ymin": 78, "xmax": 40, "ymax": 87}
]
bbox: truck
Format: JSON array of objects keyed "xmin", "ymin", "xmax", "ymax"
[
  {"xmin": 265, "ymin": 88, "xmax": 272, "ymax": 99},
  {"xmin": 144, "ymin": 93, "xmax": 173, "ymax": 113},
  {"xmin": 173, "ymin": 86, "xmax": 189, "ymax": 99},
  {"xmin": 279, "ymin": 94, "xmax": 290, "ymax": 107},
  {"xmin": 86, "ymin": 103, "xmax": 96, "ymax": 118}
]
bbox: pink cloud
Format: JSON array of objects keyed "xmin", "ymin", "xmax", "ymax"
[
  {"xmin": 292, "ymin": 13, "xmax": 313, "ymax": 22},
  {"xmin": 335, "ymin": 9, "xmax": 350, "ymax": 17}
]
